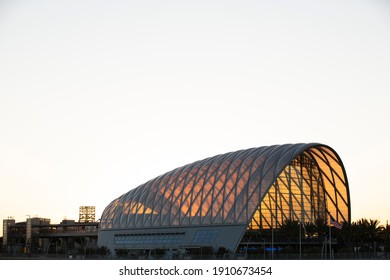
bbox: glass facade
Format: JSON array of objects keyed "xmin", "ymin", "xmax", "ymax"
[
  {"xmin": 100, "ymin": 143, "xmax": 350, "ymax": 231},
  {"xmin": 114, "ymin": 232, "xmax": 184, "ymax": 246},
  {"xmin": 191, "ymin": 230, "xmax": 219, "ymax": 244},
  {"xmin": 249, "ymin": 153, "xmax": 326, "ymax": 229}
]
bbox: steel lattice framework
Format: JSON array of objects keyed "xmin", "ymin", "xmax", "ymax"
[{"xmin": 100, "ymin": 143, "xmax": 350, "ymax": 231}]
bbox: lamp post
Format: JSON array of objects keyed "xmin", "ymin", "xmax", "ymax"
[
  {"xmin": 271, "ymin": 226, "xmax": 274, "ymax": 260},
  {"xmin": 26, "ymin": 215, "xmax": 31, "ymax": 255},
  {"xmin": 245, "ymin": 234, "xmax": 253, "ymax": 260},
  {"xmin": 329, "ymin": 224, "xmax": 332, "ymax": 260},
  {"xmin": 299, "ymin": 221, "xmax": 306, "ymax": 259}
]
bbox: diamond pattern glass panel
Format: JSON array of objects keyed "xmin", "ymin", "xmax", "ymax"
[{"xmin": 100, "ymin": 144, "xmax": 350, "ymax": 231}]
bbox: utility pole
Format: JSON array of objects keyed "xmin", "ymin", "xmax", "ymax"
[
  {"xmin": 271, "ymin": 226, "xmax": 274, "ymax": 260},
  {"xmin": 329, "ymin": 222, "xmax": 332, "ymax": 259},
  {"xmin": 299, "ymin": 220, "xmax": 306, "ymax": 260},
  {"xmin": 26, "ymin": 215, "xmax": 31, "ymax": 255}
]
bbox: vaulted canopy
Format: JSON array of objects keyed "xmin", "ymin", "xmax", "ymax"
[{"xmin": 100, "ymin": 143, "xmax": 350, "ymax": 230}]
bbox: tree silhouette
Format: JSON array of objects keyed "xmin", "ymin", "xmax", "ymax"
[
  {"xmin": 314, "ymin": 218, "xmax": 328, "ymax": 239},
  {"xmin": 279, "ymin": 219, "xmax": 300, "ymax": 251},
  {"xmin": 304, "ymin": 222, "xmax": 316, "ymax": 238},
  {"xmin": 381, "ymin": 224, "xmax": 390, "ymax": 252}
]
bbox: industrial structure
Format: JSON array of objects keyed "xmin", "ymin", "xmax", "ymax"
[
  {"xmin": 79, "ymin": 206, "xmax": 96, "ymax": 223},
  {"xmin": 98, "ymin": 143, "xmax": 351, "ymax": 258},
  {"xmin": 2, "ymin": 207, "xmax": 98, "ymax": 257}
]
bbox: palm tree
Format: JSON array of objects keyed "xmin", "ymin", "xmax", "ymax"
[
  {"xmin": 337, "ymin": 221, "xmax": 354, "ymax": 251},
  {"xmin": 304, "ymin": 222, "xmax": 316, "ymax": 238},
  {"xmin": 350, "ymin": 220, "xmax": 363, "ymax": 250},
  {"xmin": 366, "ymin": 219, "xmax": 383, "ymax": 240},
  {"xmin": 353, "ymin": 218, "xmax": 383, "ymax": 252},
  {"xmin": 279, "ymin": 219, "xmax": 300, "ymax": 251},
  {"xmin": 314, "ymin": 218, "xmax": 328, "ymax": 239},
  {"xmin": 280, "ymin": 219, "xmax": 299, "ymax": 240},
  {"xmin": 367, "ymin": 219, "xmax": 384, "ymax": 253},
  {"xmin": 381, "ymin": 224, "xmax": 390, "ymax": 252}
]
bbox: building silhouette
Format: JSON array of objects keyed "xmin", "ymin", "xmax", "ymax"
[
  {"xmin": 98, "ymin": 143, "xmax": 350, "ymax": 258},
  {"xmin": 2, "ymin": 207, "xmax": 98, "ymax": 258}
]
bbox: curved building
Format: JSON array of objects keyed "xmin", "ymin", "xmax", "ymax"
[{"xmin": 98, "ymin": 143, "xmax": 350, "ymax": 255}]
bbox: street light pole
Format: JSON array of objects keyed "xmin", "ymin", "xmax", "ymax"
[
  {"xmin": 299, "ymin": 222, "xmax": 302, "ymax": 260},
  {"xmin": 329, "ymin": 224, "xmax": 332, "ymax": 259},
  {"xmin": 26, "ymin": 215, "xmax": 31, "ymax": 255},
  {"xmin": 245, "ymin": 234, "xmax": 252, "ymax": 259},
  {"xmin": 271, "ymin": 226, "xmax": 274, "ymax": 260}
]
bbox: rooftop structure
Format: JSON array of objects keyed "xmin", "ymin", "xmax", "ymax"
[
  {"xmin": 2, "ymin": 208, "xmax": 98, "ymax": 257},
  {"xmin": 79, "ymin": 206, "xmax": 96, "ymax": 223}
]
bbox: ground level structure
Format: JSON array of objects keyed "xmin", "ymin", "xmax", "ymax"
[
  {"xmin": 2, "ymin": 207, "xmax": 98, "ymax": 258},
  {"xmin": 98, "ymin": 143, "xmax": 351, "ymax": 258},
  {"xmin": 2, "ymin": 217, "xmax": 98, "ymax": 258}
]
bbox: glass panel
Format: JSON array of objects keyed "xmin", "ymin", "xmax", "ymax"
[
  {"xmin": 191, "ymin": 230, "xmax": 219, "ymax": 244},
  {"xmin": 249, "ymin": 153, "xmax": 326, "ymax": 229}
]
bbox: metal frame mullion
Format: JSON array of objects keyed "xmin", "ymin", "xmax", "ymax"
[
  {"xmin": 134, "ymin": 182, "xmax": 155, "ymax": 227},
  {"xmin": 158, "ymin": 172, "xmax": 181, "ymax": 226},
  {"xmin": 316, "ymin": 147, "xmax": 342, "ymax": 221},
  {"xmin": 260, "ymin": 198, "xmax": 273, "ymax": 229},
  {"xmin": 275, "ymin": 176, "xmax": 293, "ymax": 223},
  {"xmin": 128, "ymin": 183, "xmax": 146, "ymax": 214},
  {"xmin": 320, "ymin": 148, "xmax": 347, "ymax": 185},
  {"xmin": 300, "ymin": 163, "xmax": 322, "ymax": 221},
  {"xmin": 169, "ymin": 166, "xmax": 200, "ymax": 225},
  {"xmin": 177, "ymin": 160, "xmax": 214, "ymax": 224},
  {"xmin": 230, "ymin": 149, "xmax": 256, "ymax": 222},
  {"xmin": 302, "ymin": 154, "xmax": 326, "ymax": 221},
  {"xmin": 274, "ymin": 177, "xmax": 294, "ymax": 224},
  {"xmin": 152, "ymin": 172, "xmax": 175, "ymax": 226},
  {"xmin": 161, "ymin": 167, "xmax": 188, "ymax": 225},
  {"xmin": 227, "ymin": 158, "xmax": 251, "ymax": 222},
  {"xmin": 169, "ymin": 160, "xmax": 209, "ymax": 225},
  {"xmin": 174, "ymin": 162, "xmax": 213, "ymax": 225},
  {"xmin": 277, "ymin": 169, "xmax": 305, "ymax": 222},
  {"xmin": 307, "ymin": 150, "xmax": 348, "ymax": 223},
  {"xmin": 234, "ymin": 149, "xmax": 264, "ymax": 222},
  {"xmin": 142, "ymin": 177, "xmax": 165, "ymax": 226},
  {"xmin": 245, "ymin": 146, "xmax": 284, "ymax": 228},
  {"xmin": 193, "ymin": 161, "xmax": 220, "ymax": 224},
  {"xmin": 222, "ymin": 149, "xmax": 258, "ymax": 223},
  {"xmin": 288, "ymin": 165, "xmax": 313, "ymax": 222},
  {"xmin": 184, "ymin": 161, "xmax": 217, "ymax": 224},
  {"xmin": 321, "ymin": 146, "xmax": 351, "ymax": 222},
  {"xmin": 221, "ymin": 149, "xmax": 255, "ymax": 222},
  {"xmin": 309, "ymin": 149, "xmax": 349, "ymax": 208},
  {"xmin": 212, "ymin": 157, "xmax": 244, "ymax": 223},
  {"xmin": 207, "ymin": 151, "xmax": 245, "ymax": 223},
  {"xmin": 201, "ymin": 153, "xmax": 236, "ymax": 224}
]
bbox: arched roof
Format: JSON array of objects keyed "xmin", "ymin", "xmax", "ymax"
[{"xmin": 100, "ymin": 143, "xmax": 350, "ymax": 230}]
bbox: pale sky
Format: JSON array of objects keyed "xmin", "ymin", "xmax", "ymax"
[{"xmin": 1, "ymin": 0, "xmax": 390, "ymax": 237}]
